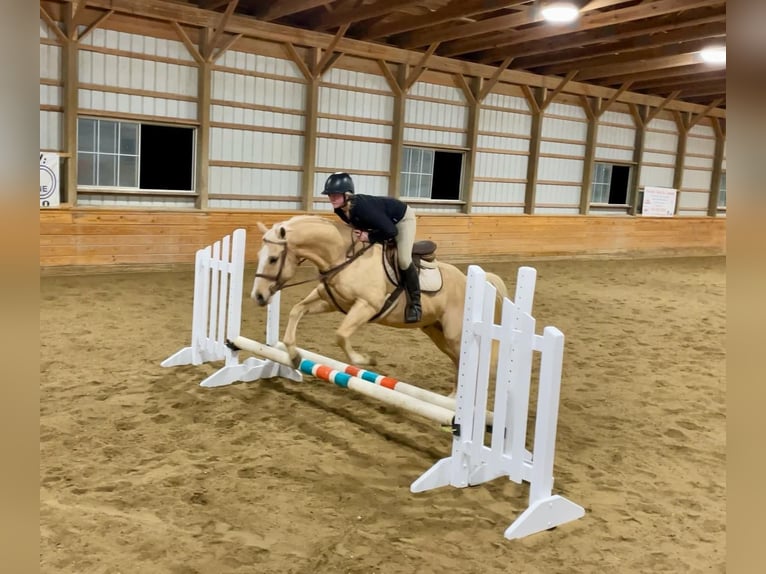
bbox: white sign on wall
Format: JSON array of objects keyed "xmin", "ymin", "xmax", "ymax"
[
  {"xmin": 40, "ymin": 152, "xmax": 60, "ymax": 208},
  {"xmin": 641, "ymin": 186, "xmax": 676, "ymax": 217}
]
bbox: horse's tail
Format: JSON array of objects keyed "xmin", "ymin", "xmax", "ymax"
[{"xmin": 485, "ymin": 272, "xmax": 509, "ymax": 300}]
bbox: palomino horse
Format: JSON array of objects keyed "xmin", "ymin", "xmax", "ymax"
[{"xmin": 250, "ymin": 215, "xmax": 508, "ymax": 393}]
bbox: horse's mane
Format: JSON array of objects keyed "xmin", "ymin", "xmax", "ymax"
[{"xmin": 278, "ymin": 215, "xmax": 353, "ymax": 247}]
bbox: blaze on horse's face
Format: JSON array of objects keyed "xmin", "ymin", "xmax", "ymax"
[{"xmin": 250, "ymin": 222, "xmax": 298, "ymax": 306}]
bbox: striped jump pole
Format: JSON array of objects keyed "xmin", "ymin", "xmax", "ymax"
[{"xmin": 229, "ymin": 336, "xmax": 455, "ymax": 426}]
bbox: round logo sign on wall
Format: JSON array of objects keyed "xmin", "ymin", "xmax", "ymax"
[{"xmin": 40, "ymin": 163, "xmax": 57, "ymax": 202}]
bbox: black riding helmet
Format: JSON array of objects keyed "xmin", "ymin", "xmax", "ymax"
[{"xmin": 322, "ymin": 172, "xmax": 355, "ymax": 195}]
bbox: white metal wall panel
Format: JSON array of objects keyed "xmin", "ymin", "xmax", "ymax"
[
  {"xmin": 40, "ymin": 19, "xmax": 56, "ymax": 40},
  {"xmin": 640, "ymin": 165, "xmax": 675, "ymax": 188},
  {"xmin": 78, "ymin": 89, "xmax": 197, "ymax": 120},
  {"xmin": 596, "ymin": 112, "xmax": 635, "ymax": 162},
  {"xmin": 474, "ymin": 150, "xmax": 528, "ymax": 177},
  {"xmin": 219, "ymin": 49, "xmax": 303, "ymax": 80},
  {"xmin": 547, "ymin": 101, "xmax": 587, "ymax": 120},
  {"xmin": 317, "ymin": 118, "xmax": 390, "ymax": 139},
  {"xmin": 540, "ymin": 140, "xmax": 585, "ymax": 156},
  {"xmin": 680, "ymin": 123, "xmax": 715, "ymax": 214},
  {"xmin": 81, "ymin": 28, "xmax": 195, "ymax": 62},
  {"xmin": 312, "ymin": 172, "xmax": 389, "ymax": 207},
  {"xmin": 40, "ymin": 111, "xmax": 63, "ymax": 151},
  {"xmin": 471, "ymin": 205, "xmax": 525, "ymax": 214},
  {"xmin": 319, "ymin": 86, "xmax": 392, "ymax": 121},
  {"xmin": 482, "ymin": 93, "xmax": 528, "ymax": 111},
  {"xmin": 405, "ymin": 82, "xmax": 467, "ymax": 148},
  {"xmin": 324, "ymin": 67, "xmax": 390, "ymax": 92},
  {"xmin": 213, "ymin": 70, "xmax": 304, "ymax": 110},
  {"xmin": 210, "ymin": 128, "xmax": 302, "ymax": 164},
  {"xmin": 40, "ymin": 84, "xmax": 62, "ymax": 107},
  {"xmin": 211, "ymin": 105, "xmax": 303, "ymax": 131},
  {"xmin": 477, "ymin": 133, "xmax": 529, "ymax": 153},
  {"xmin": 644, "ymin": 129, "xmax": 677, "ymax": 152},
  {"xmin": 538, "ymin": 157, "xmax": 582, "ymax": 181},
  {"xmin": 40, "ymin": 44, "xmax": 62, "ymax": 80},
  {"xmin": 722, "ymin": 141, "xmax": 726, "ymax": 171},
  {"xmin": 472, "ymin": 180, "xmax": 526, "ymax": 208},
  {"xmin": 316, "ymin": 138, "xmax": 390, "ymax": 172},
  {"xmin": 541, "ymin": 116, "xmax": 587, "ymax": 140},
  {"xmin": 209, "ymin": 167, "xmax": 302, "ymax": 210},
  {"xmin": 480, "ymin": 107, "xmax": 532, "ymax": 135},
  {"xmin": 535, "ymin": 205, "xmax": 580, "ymax": 215},
  {"xmin": 681, "ymin": 169, "xmax": 712, "ymax": 191},
  {"xmin": 536, "ymin": 184, "xmax": 580, "ymax": 205}
]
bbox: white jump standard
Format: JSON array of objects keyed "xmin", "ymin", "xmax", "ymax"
[{"xmin": 163, "ymin": 229, "xmax": 585, "ymax": 540}]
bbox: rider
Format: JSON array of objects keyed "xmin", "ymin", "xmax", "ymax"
[{"xmin": 322, "ymin": 172, "xmax": 422, "ymax": 324}]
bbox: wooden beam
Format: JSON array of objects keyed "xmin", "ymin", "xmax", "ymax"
[
  {"xmin": 387, "ymin": 65, "xmax": 407, "ymax": 199},
  {"xmin": 377, "ymin": 59, "xmax": 403, "ymax": 97},
  {"xmin": 478, "ymin": 56, "xmax": 513, "ymax": 102},
  {"xmin": 480, "ymin": 10, "xmax": 726, "ymax": 64},
  {"xmin": 442, "ymin": 0, "xmax": 721, "ymax": 57},
  {"xmin": 206, "ymin": 0, "xmax": 239, "ymax": 61},
  {"xmin": 672, "ymin": 110, "xmax": 688, "ymax": 214},
  {"xmin": 579, "ymin": 98, "xmax": 599, "ymax": 214},
  {"xmin": 462, "ymin": 76, "xmax": 482, "ymax": 214},
  {"xmin": 258, "ymin": 0, "xmax": 331, "ymax": 22},
  {"xmin": 282, "ymin": 42, "xmax": 312, "ymax": 80},
  {"xmin": 542, "ymin": 70, "xmax": 577, "ymax": 111},
  {"xmin": 315, "ymin": 23, "xmax": 349, "ymax": 78},
  {"xmin": 62, "ymin": 3, "xmax": 79, "ymax": 204},
  {"xmin": 172, "ymin": 21, "xmax": 204, "ymax": 64},
  {"xmin": 316, "ymin": 0, "xmax": 414, "ymax": 31},
  {"xmin": 646, "ymin": 91, "xmax": 681, "ymax": 124},
  {"xmin": 577, "ymin": 53, "xmax": 704, "ymax": 82},
  {"xmin": 360, "ymin": 0, "xmax": 528, "ymax": 40},
  {"xmin": 687, "ymin": 98, "xmax": 724, "ymax": 130},
  {"xmin": 403, "ymin": 42, "xmax": 440, "ymax": 92},
  {"xmin": 524, "ymin": 87, "xmax": 544, "ymax": 214},
  {"xmin": 596, "ymin": 81, "xmax": 633, "ymax": 117},
  {"xmin": 75, "ymin": 9, "xmax": 114, "ymax": 44},
  {"xmin": 707, "ymin": 119, "xmax": 725, "ymax": 216},
  {"xmin": 628, "ymin": 106, "xmax": 648, "ymax": 215},
  {"xmin": 40, "ymin": 6, "xmax": 69, "ymax": 45},
  {"xmin": 452, "ymin": 74, "xmax": 477, "ymax": 106},
  {"xmin": 80, "ymin": 0, "xmax": 727, "ymax": 118},
  {"xmin": 211, "ymin": 33, "xmax": 242, "ymax": 63},
  {"xmin": 302, "ymin": 48, "xmax": 321, "ymax": 210}
]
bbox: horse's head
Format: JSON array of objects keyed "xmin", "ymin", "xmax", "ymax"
[{"xmin": 250, "ymin": 221, "xmax": 300, "ymax": 306}]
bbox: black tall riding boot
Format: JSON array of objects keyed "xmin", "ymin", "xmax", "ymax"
[{"xmin": 401, "ymin": 263, "xmax": 422, "ymax": 323}]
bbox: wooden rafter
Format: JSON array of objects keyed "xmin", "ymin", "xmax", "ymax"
[
  {"xmin": 478, "ymin": 56, "xmax": 513, "ymax": 102},
  {"xmin": 257, "ymin": 0, "xmax": 332, "ymax": 22},
  {"xmin": 646, "ymin": 91, "xmax": 681, "ymax": 124},
  {"xmin": 206, "ymin": 0, "xmax": 239, "ymax": 61},
  {"xmin": 403, "ymin": 42, "xmax": 440, "ymax": 92},
  {"xmin": 597, "ymin": 81, "xmax": 633, "ymax": 117},
  {"xmin": 40, "ymin": 5, "xmax": 69, "ymax": 45},
  {"xmin": 282, "ymin": 42, "xmax": 312, "ymax": 80},
  {"xmin": 577, "ymin": 53, "xmax": 704, "ymax": 82},
  {"xmin": 687, "ymin": 98, "xmax": 724, "ymax": 130},
  {"xmin": 171, "ymin": 21, "xmax": 204, "ymax": 64},
  {"xmin": 521, "ymin": 85, "xmax": 541, "ymax": 115},
  {"xmin": 452, "ymin": 74, "xmax": 477, "ymax": 106},
  {"xmin": 76, "ymin": 9, "xmax": 114, "ymax": 44},
  {"xmin": 376, "ymin": 60, "xmax": 403, "ymax": 97},
  {"xmin": 315, "ymin": 23, "xmax": 349, "ymax": 77},
  {"xmin": 360, "ymin": 0, "xmax": 529, "ymax": 41},
  {"xmin": 316, "ymin": 0, "xmax": 415, "ymax": 32},
  {"xmin": 211, "ymin": 33, "xmax": 242, "ymax": 63},
  {"xmin": 542, "ymin": 70, "xmax": 578, "ymax": 111}
]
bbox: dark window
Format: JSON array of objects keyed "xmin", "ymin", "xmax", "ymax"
[
  {"xmin": 592, "ymin": 162, "xmax": 631, "ymax": 205},
  {"xmin": 400, "ymin": 146, "xmax": 463, "ymax": 201},
  {"xmin": 139, "ymin": 124, "xmax": 194, "ymax": 191}
]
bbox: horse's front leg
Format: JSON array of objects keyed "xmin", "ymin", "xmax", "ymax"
[
  {"xmin": 282, "ymin": 287, "xmax": 334, "ymax": 367},
  {"xmin": 335, "ymin": 299, "xmax": 379, "ymax": 366}
]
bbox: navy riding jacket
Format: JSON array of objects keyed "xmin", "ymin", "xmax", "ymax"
[{"xmin": 334, "ymin": 194, "xmax": 408, "ymax": 244}]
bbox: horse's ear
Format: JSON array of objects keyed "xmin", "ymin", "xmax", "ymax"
[
  {"xmin": 256, "ymin": 222, "xmax": 269, "ymax": 235},
  {"xmin": 279, "ymin": 227, "xmax": 286, "ymax": 239}
]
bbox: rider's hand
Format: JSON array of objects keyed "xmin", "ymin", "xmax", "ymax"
[{"xmin": 354, "ymin": 230, "xmax": 369, "ymax": 242}]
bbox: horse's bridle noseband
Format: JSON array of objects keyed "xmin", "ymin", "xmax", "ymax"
[{"xmin": 254, "ymin": 235, "xmax": 291, "ymax": 294}]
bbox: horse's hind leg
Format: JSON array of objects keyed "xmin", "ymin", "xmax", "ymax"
[
  {"xmin": 282, "ymin": 287, "xmax": 334, "ymax": 366},
  {"xmin": 335, "ymin": 299, "xmax": 379, "ymax": 366}
]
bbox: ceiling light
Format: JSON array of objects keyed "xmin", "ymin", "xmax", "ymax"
[
  {"xmin": 541, "ymin": 2, "xmax": 580, "ymax": 24},
  {"xmin": 700, "ymin": 46, "xmax": 726, "ymax": 64}
]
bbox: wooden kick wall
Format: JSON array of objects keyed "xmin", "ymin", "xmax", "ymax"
[{"xmin": 40, "ymin": 208, "xmax": 726, "ymax": 272}]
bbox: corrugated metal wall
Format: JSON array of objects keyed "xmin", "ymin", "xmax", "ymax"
[
  {"xmin": 314, "ymin": 68, "xmax": 393, "ymax": 211},
  {"xmin": 537, "ymin": 102, "xmax": 587, "ymax": 215},
  {"xmin": 39, "ymin": 18, "xmax": 725, "ymax": 219},
  {"xmin": 40, "ymin": 22, "xmax": 63, "ymax": 152},
  {"xmin": 641, "ymin": 117, "xmax": 677, "ymax": 189},
  {"xmin": 473, "ymin": 93, "xmax": 529, "ymax": 214},
  {"xmin": 209, "ymin": 49, "xmax": 305, "ymax": 210},
  {"xmin": 678, "ymin": 123, "xmax": 715, "ymax": 216}
]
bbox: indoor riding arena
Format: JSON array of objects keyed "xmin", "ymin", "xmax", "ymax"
[{"xmin": 40, "ymin": 1, "xmax": 726, "ymax": 573}]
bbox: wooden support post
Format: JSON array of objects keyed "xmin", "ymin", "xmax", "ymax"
[
  {"xmin": 385, "ymin": 63, "xmax": 406, "ymax": 199},
  {"xmin": 196, "ymin": 28, "xmax": 212, "ymax": 209},
  {"xmin": 62, "ymin": 5, "xmax": 78, "ymax": 205},
  {"xmin": 578, "ymin": 96, "xmax": 599, "ymax": 215},
  {"xmin": 522, "ymin": 86, "xmax": 544, "ymax": 215},
  {"xmin": 672, "ymin": 111, "xmax": 689, "ymax": 215},
  {"xmin": 462, "ymin": 76, "xmax": 481, "ymax": 214},
  {"xmin": 707, "ymin": 117, "xmax": 725, "ymax": 216},
  {"xmin": 301, "ymin": 48, "xmax": 320, "ymax": 210},
  {"xmin": 628, "ymin": 104, "xmax": 648, "ymax": 216}
]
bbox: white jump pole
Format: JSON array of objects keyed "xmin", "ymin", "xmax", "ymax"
[{"xmin": 230, "ymin": 335, "xmax": 455, "ymax": 426}]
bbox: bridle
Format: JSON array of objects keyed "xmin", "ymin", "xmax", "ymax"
[{"xmin": 254, "ymin": 228, "xmax": 374, "ymax": 294}]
